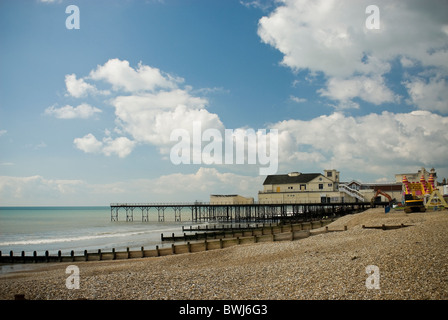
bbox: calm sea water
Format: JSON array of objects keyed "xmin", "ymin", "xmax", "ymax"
[{"xmin": 0, "ymin": 206, "xmax": 199, "ymax": 259}]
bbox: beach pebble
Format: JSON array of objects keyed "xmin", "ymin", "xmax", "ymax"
[{"xmin": 1, "ymin": 208, "xmax": 447, "ymax": 300}]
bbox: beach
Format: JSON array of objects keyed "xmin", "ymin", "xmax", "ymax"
[{"xmin": 1, "ymin": 208, "xmax": 447, "ymax": 300}]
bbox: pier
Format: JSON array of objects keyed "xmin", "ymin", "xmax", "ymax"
[{"xmin": 110, "ymin": 201, "xmax": 383, "ymax": 222}]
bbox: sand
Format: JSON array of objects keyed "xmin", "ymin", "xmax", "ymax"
[{"xmin": 1, "ymin": 208, "xmax": 447, "ymax": 300}]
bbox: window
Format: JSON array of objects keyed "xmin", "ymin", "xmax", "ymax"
[
  {"xmin": 327, "ymin": 171, "xmax": 332, "ymax": 177},
  {"xmin": 328, "ymin": 183, "xmax": 332, "ymax": 187},
  {"xmin": 319, "ymin": 184, "xmax": 324, "ymax": 190},
  {"xmin": 288, "ymin": 186, "xmax": 294, "ymax": 190},
  {"xmin": 300, "ymin": 184, "xmax": 306, "ymax": 191}
]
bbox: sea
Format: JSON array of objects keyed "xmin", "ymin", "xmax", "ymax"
[{"xmin": 0, "ymin": 206, "xmax": 202, "ymax": 274}]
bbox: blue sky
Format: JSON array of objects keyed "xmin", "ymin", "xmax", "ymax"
[{"xmin": 1, "ymin": 0, "xmax": 447, "ymax": 205}]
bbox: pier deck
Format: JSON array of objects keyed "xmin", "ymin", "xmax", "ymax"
[{"xmin": 110, "ymin": 201, "xmax": 384, "ymax": 222}]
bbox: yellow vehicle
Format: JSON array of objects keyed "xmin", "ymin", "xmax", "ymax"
[{"xmin": 404, "ymin": 194, "xmax": 426, "ymax": 213}]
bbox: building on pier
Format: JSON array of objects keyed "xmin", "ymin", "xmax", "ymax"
[
  {"xmin": 258, "ymin": 170, "xmax": 343, "ymax": 203},
  {"xmin": 258, "ymin": 169, "xmax": 404, "ymax": 204},
  {"xmin": 210, "ymin": 194, "xmax": 254, "ymax": 205}
]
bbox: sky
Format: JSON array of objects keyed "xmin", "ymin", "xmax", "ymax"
[{"xmin": 0, "ymin": 0, "xmax": 447, "ymax": 206}]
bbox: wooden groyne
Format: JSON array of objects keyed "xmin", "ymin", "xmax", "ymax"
[
  {"xmin": 362, "ymin": 224, "xmax": 412, "ymax": 230},
  {"xmin": 0, "ymin": 221, "xmax": 346, "ymax": 264},
  {"xmin": 181, "ymin": 223, "xmax": 277, "ymax": 232},
  {"xmin": 162, "ymin": 220, "xmax": 332, "ymax": 242}
]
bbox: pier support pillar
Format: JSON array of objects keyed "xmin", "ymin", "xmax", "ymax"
[
  {"xmin": 174, "ymin": 207, "xmax": 182, "ymax": 222},
  {"xmin": 126, "ymin": 208, "xmax": 134, "ymax": 222},
  {"xmin": 157, "ymin": 207, "xmax": 165, "ymax": 222},
  {"xmin": 111, "ymin": 207, "xmax": 119, "ymax": 222},
  {"xmin": 142, "ymin": 208, "xmax": 149, "ymax": 222}
]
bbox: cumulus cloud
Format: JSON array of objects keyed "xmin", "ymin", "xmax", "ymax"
[
  {"xmin": 74, "ymin": 134, "xmax": 136, "ymax": 158},
  {"xmin": 240, "ymin": 0, "xmax": 275, "ymax": 11},
  {"xmin": 0, "ymin": 168, "xmax": 263, "ymax": 205},
  {"xmin": 259, "ymin": 0, "xmax": 448, "ymax": 76},
  {"xmin": 290, "ymin": 95, "xmax": 307, "ymax": 103},
  {"xmin": 403, "ymin": 74, "xmax": 448, "ymax": 113},
  {"xmin": 73, "ymin": 133, "xmax": 103, "ymax": 154},
  {"xmin": 110, "ymin": 88, "xmax": 218, "ymax": 148},
  {"xmin": 152, "ymin": 167, "xmax": 263, "ymax": 196},
  {"xmin": 89, "ymin": 59, "xmax": 181, "ymax": 93},
  {"xmin": 72, "ymin": 59, "xmax": 224, "ymax": 156},
  {"xmin": 273, "ymin": 110, "xmax": 448, "ymax": 177},
  {"xmin": 258, "ymin": 0, "xmax": 448, "ymax": 110},
  {"xmin": 319, "ymin": 75, "xmax": 399, "ymax": 106},
  {"xmin": 65, "ymin": 74, "xmax": 100, "ymax": 98},
  {"xmin": 0, "ymin": 175, "xmax": 85, "ymax": 205},
  {"xmin": 45, "ymin": 103, "xmax": 102, "ymax": 119},
  {"xmin": 62, "ymin": 58, "xmax": 447, "ymax": 180},
  {"xmin": 101, "ymin": 136, "xmax": 136, "ymax": 158}
]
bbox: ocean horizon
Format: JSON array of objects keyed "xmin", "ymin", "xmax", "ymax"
[{"xmin": 0, "ymin": 206, "xmax": 200, "ymax": 261}]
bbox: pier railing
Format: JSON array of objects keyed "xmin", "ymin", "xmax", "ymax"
[
  {"xmin": 110, "ymin": 200, "xmax": 381, "ymax": 206},
  {"xmin": 110, "ymin": 201, "xmax": 381, "ymax": 222}
]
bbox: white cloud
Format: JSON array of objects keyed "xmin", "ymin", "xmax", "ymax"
[
  {"xmin": 101, "ymin": 136, "xmax": 136, "ymax": 158},
  {"xmin": 113, "ymin": 102, "xmax": 222, "ymax": 148},
  {"xmin": 400, "ymin": 56, "xmax": 416, "ymax": 68},
  {"xmin": 319, "ymin": 75, "xmax": 399, "ymax": 105},
  {"xmin": 258, "ymin": 0, "xmax": 448, "ymax": 110},
  {"xmin": 273, "ymin": 110, "xmax": 448, "ymax": 177},
  {"xmin": 73, "ymin": 133, "xmax": 103, "ymax": 154},
  {"xmin": 403, "ymin": 75, "xmax": 448, "ymax": 113},
  {"xmin": 45, "ymin": 103, "xmax": 102, "ymax": 119},
  {"xmin": 72, "ymin": 59, "xmax": 223, "ymax": 156},
  {"xmin": 259, "ymin": 0, "xmax": 448, "ymax": 77},
  {"xmin": 290, "ymin": 95, "xmax": 307, "ymax": 103},
  {"xmin": 74, "ymin": 134, "xmax": 136, "ymax": 158},
  {"xmin": 240, "ymin": 0, "xmax": 275, "ymax": 11},
  {"xmin": 65, "ymin": 74, "xmax": 98, "ymax": 98},
  {"xmin": 0, "ymin": 129, "xmax": 6, "ymax": 137},
  {"xmin": 89, "ymin": 58, "xmax": 181, "ymax": 93},
  {"xmin": 0, "ymin": 168, "xmax": 264, "ymax": 205},
  {"xmin": 66, "ymin": 59, "xmax": 447, "ymax": 181},
  {"xmin": 152, "ymin": 167, "xmax": 263, "ymax": 197},
  {"xmin": 0, "ymin": 175, "xmax": 85, "ymax": 205}
]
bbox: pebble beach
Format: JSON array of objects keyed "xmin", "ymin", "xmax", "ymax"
[{"xmin": 1, "ymin": 208, "xmax": 447, "ymax": 300}]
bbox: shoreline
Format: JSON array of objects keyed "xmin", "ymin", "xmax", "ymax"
[{"xmin": 1, "ymin": 208, "xmax": 447, "ymax": 300}]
